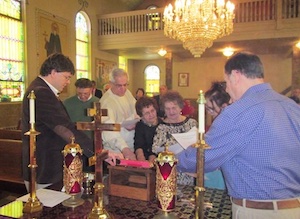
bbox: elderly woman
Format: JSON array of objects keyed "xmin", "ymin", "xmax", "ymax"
[
  {"xmin": 134, "ymin": 97, "xmax": 162, "ymax": 163},
  {"xmin": 152, "ymin": 91, "xmax": 197, "ymax": 185}
]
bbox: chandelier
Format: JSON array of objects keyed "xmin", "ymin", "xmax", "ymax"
[{"xmin": 163, "ymin": 0, "xmax": 235, "ymax": 58}]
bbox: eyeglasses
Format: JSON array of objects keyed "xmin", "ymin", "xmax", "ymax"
[
  {"xmin": 205, "ymin": 104, "xmax": 215, "ymax": 113},
  {"xmin": 219, "ymin": 82, "xmax": 226, "ymax": 89},
  {"xmin": 58, "ymin": 72, "xmax": 72, "ymax": 81},
  {"xmin": 113, "ymin": 82, "xmax": 129, "ymax": 88},
  {"xmin": 142, "ymin": 108, "xmax": 156, "ymax": 117}
]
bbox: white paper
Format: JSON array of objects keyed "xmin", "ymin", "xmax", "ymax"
[
  {"xmin": 17, "ymin": 189, "xmax": 71, "ymax": 208},
  {"xmin": 156, "ymin": 143, "xmax": 184, "ymax": 155},
  {"xmin": 171, "ymin": 126, "xmax": 198, "ymax": 149},
  {"xmin": 121, "ymin": 118, "xmax": 140, "ymax": 129}
]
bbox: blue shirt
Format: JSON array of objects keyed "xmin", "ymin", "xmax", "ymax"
[{"xmin": 177, "ymin": 83, "xmax": 300, "ymax": 200}]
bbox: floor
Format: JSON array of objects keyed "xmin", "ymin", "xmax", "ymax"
[{"xmin": 0, "ymin": 182, "xmax": 27, "ymax": 207}]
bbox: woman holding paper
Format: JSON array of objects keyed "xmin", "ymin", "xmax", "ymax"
[{"xmin": 152, "ymin": 91, "xmax": 197, "ymax": 185}]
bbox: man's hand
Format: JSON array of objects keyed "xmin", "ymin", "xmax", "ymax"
[
  {"xmin": 104, "ymin": 150, "xmax": 124, "ymax": 166},
  {"xmin": 122, "ymin": 147, "xmax": 137, "ymax": 160}
]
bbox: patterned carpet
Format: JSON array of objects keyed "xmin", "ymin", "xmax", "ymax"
[
  {"xmin": 107, "ymin": 186, "xmax": 232, "ymax": 219},
  {"xmin": 0, "ymin": 183, "xmax": 232, "ymax": 218}
]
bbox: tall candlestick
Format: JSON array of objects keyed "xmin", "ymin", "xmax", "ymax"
[
  {"xmin": 23, "ymin": 90, "xmax": 42, "ymax": 214},
  {"xmin": 198, "ymin": 90, "xmax": 206, "ymax": 133},
  {"xmin": 28, "ymin": 90, "xmax": 36, "ymax": 124}
]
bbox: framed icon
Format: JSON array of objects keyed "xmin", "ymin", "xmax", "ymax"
[{"xmin": 178, "ymin": 73, "xmax": 189, "ymax": 87}]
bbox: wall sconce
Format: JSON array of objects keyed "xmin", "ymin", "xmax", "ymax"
[
  {"xmin": 296, "ymin": 41, "xmax": 300, "ymax": 49},
  {"xmin": 158, "ymin": 48, "xmax": 167, "ymax": 56},
  {"xmin": 222, "ymin": 47, "xmax": 234, "ymax": 57}
]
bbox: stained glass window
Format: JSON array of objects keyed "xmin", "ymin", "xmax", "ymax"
[
  {"xmin": 0, "ymin": 0, "xmax": 24, "ymax": 102},
  {"xmin": 76, "ymin": 11, "xmax": 90, "ymax": 79}
]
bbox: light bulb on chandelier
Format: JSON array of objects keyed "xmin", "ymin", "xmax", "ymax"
[{"xmin": 163, "ymin": 0, "xmax": 235, "ymax": 58}]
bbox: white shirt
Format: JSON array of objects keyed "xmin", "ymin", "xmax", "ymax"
[{"xmin": 100, "ymin": 89, "xmax": 138, "ymax": 152}]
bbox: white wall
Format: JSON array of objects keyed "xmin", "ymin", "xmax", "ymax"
[{"xmin": 131, "ymin": 54, "xmax": 292, "ymax": 99}]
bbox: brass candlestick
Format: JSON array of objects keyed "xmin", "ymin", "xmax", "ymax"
[
  {"xmin": 193, "ymin": 133, "xmax": 210, "ymax": 219},
  {"xmin": 193, "ymin": 90, "xmax": 210, "ymax": 219},
  {"xmin": 87, "ymin": 151, "xmax": 112, "ymax": 219},
  {"xmin": 23, "ymin": 91, "xmax": 43, "ymax": 213}
]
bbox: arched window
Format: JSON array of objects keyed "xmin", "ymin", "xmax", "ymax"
[
  {"xmin": 144, "ymin": 65, "xmax": 160, "ymax": 97},
  {"xmin": 0, "ymin": 0, "xmax": 24, "ymax": 102},
  {"xmin": 75, "ymin": 11, "xmax": 90, "ymax": 79}
]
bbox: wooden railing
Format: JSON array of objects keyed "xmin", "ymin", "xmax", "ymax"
[{"xmin": 98, "ymin": 0, "xmax": 300, "ymax": 36}]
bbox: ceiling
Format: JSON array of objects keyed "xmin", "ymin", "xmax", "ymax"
[{"xmin": 105, "ymin": 37, "xmax": 298, "ymax": 60}]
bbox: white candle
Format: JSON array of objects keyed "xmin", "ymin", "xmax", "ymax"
[
  {"xmin": 198, "ymin": 90, "xmax": 205, "ymax": 133},
  {"xmin": 29, "ymin": 91, "xmax": 35, "ymax": 124}
]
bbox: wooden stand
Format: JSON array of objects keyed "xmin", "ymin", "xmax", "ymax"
[{"xmin": 108, "ymin": 166, "xmax": 156, "ymax": 201}]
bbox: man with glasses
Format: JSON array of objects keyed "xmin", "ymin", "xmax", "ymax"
[
  {"xmin": 100, "ymin": 68, "xmax": 138, "ymax": 160},
  {"xmin": 64, "ymin": 78, "xmax": 99, "ymax": 130},
  {"xmin": 63, "ymin": 78, "xmax": 100, "ymax": 172},
  {"xmin": 22, "ymin": 53, "xmax": 120, "ymax": 192},
  {"xmin": 21, "ymin": 53, "xmax": 96, "ymax": 191}
]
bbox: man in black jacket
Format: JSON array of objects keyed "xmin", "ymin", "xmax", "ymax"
[{"xmin": 21, "ymin": 53, "xmax": 95, "ymax": 191}]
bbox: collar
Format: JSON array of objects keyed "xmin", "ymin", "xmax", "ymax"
[{"xmin": 39, "ymin": 76, "xmax": 60, "ymax": 97}]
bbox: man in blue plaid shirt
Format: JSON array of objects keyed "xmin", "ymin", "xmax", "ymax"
[{"xmin": 177, "ymin": 52, "xmax": 300, "ymax": 219}]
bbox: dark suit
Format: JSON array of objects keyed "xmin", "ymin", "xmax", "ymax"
[
  {"xmin": 153, "ymin": 95, "xmax": 165, "ymax": 118},
  {"xmin": 22, "ymin": 77, "xmax": 94, "ymax": 185},
  {"xmin": 94, "ymin": 88, "xmax": 103, "ymax": 99}
]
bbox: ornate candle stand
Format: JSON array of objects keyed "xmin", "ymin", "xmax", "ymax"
[
  {"xmin": 62, "ymin": 137, "xmax": 85, "ymax": 207},
  {"xmin": 87, "ymin": 151, "xmax": 112, "ymax": 219},
  {"xmin": 23, "ymin": 91, "xmax": 43, "ymax": 213},
  {"xmin": 154, "ymin": 144, "xmax": 178, "ymax": 219},
  {"xmin": 193, "ymin": 133, "xmax": 210, "ymax": 219},
  {"xmin": 193, "ymin": 91, "xmax": 210, "ymax": 219}
]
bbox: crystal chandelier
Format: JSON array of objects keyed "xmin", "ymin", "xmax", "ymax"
[{"xmin": 163, "ymin": 0, "xmax": 235, "ymax": 58}]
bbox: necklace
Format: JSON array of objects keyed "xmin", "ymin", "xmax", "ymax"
[{"xmin": 143, "ymin": 119, "xmax": 158, "ymax": 127}]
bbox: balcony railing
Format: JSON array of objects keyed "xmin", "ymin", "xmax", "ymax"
[{"xmin": 98, "ymin": 0, "xmax": 300, "ymax": 36}]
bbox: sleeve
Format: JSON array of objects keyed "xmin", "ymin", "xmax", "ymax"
[
  {"xmin": 176, "ymin": 146, "xmax": 198, "ymax": 173},
  {"xmin": 35, "ymin": 87, "xmax": 94, "ymax": 157},
  {"xmin": 152, "ymin": 125, "xmax": 167, "ymax": 154},
  {"xmin": 134, "ymin": 121, "xmax": 145, "ymax": 151},
  {"xmin": 100, "ymin": 99, "xmax": 131, "ymax": 152}
]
